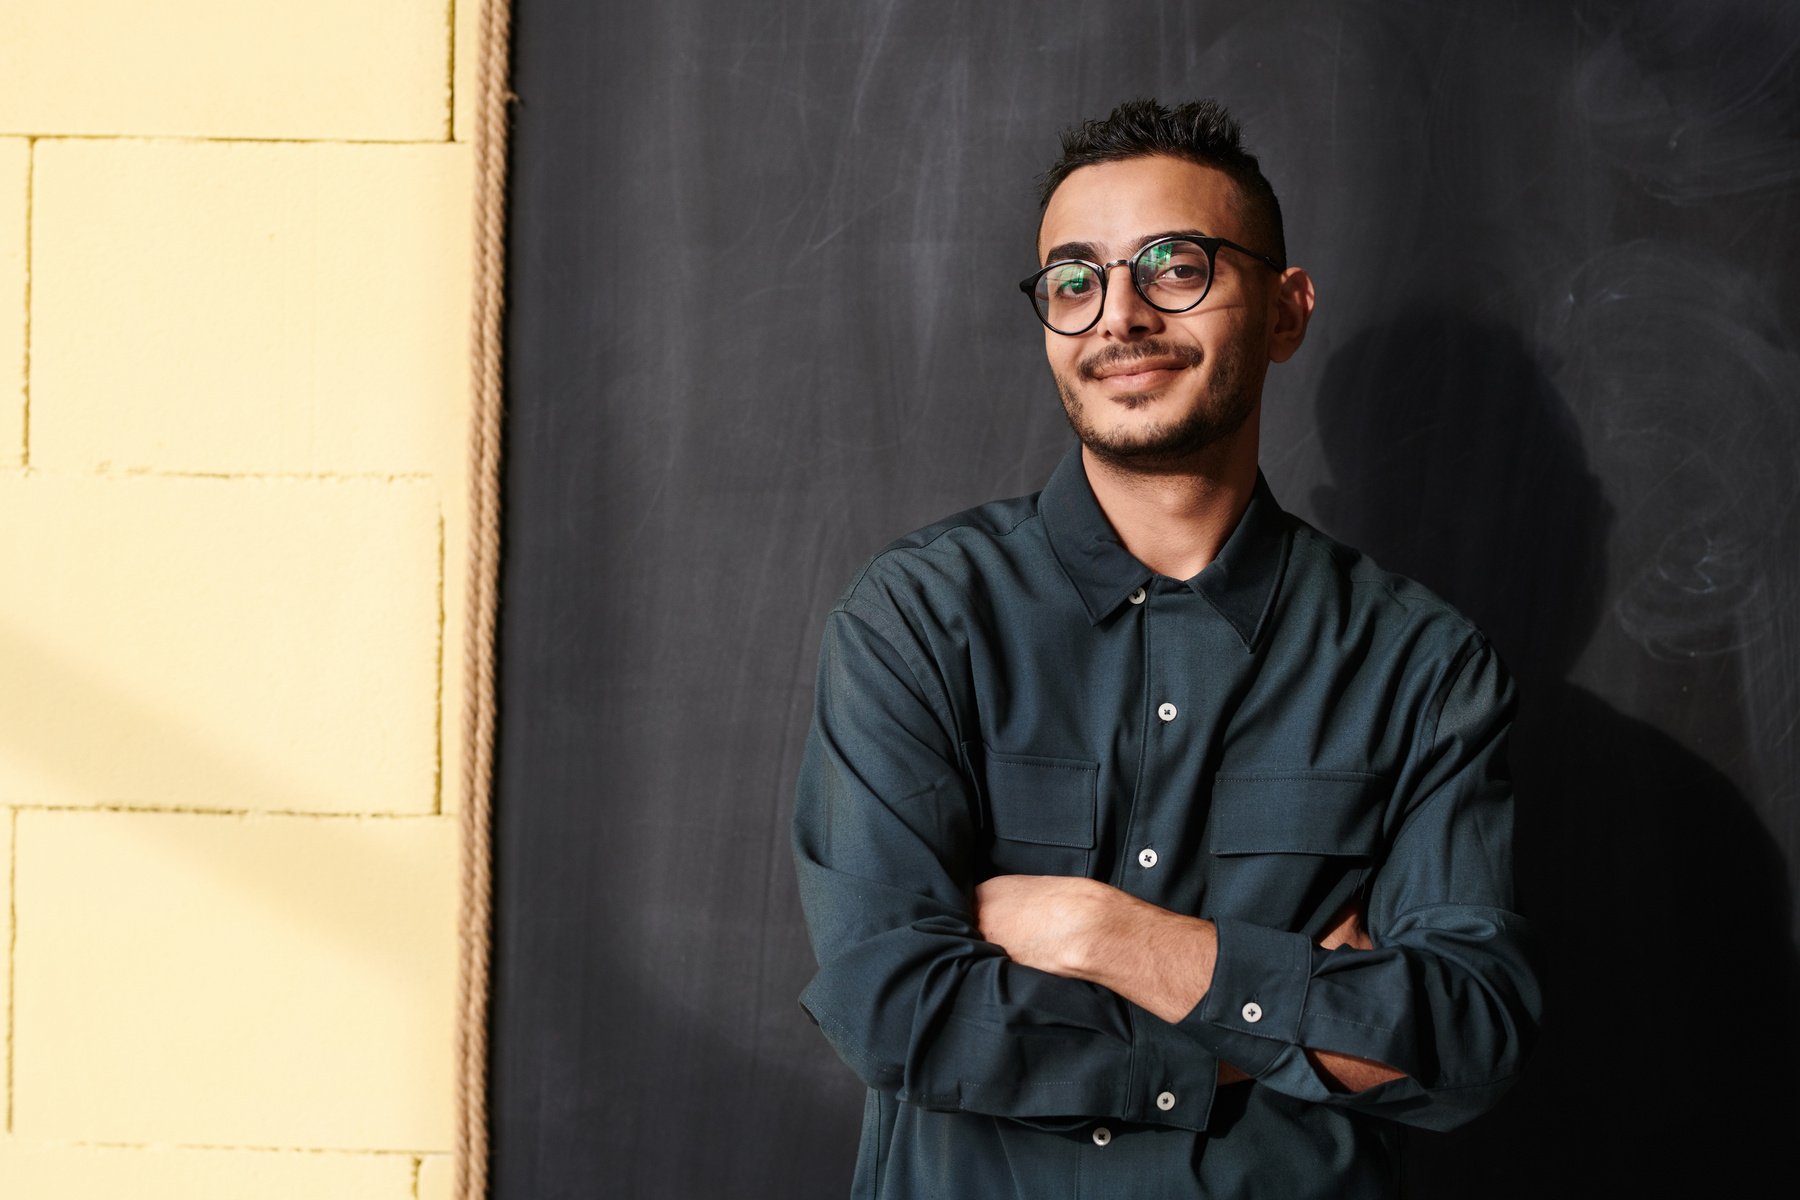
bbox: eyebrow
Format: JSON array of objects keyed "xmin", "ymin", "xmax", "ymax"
[{"xmin": 1040, "ymin": 229, "xmax": 1211, "ymax": 266}]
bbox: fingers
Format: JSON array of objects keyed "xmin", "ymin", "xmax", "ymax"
[
  {"xmin": 1217, "ymin": 1061, "xmax": 1252, "ymax": 1086},
  {"xmin": 1317, "ymin": 893, "xmax": 1373, "ymax": 951}
]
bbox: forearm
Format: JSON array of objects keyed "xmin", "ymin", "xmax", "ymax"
[
  {"xmin": 1068, "ymin": 885, "xmax": 1215, "ymax": 1022},
  {"xmin": 1055, "ymin": 882, "xmax": 1404, "ymax": 1091},
  {"xmin": 796, "ymin": 862, "xmax": 1227, "ymax": 1130},
  {"xmin": 795, "ymin": 609, "xmax": 1227, "ymax": 1130}
]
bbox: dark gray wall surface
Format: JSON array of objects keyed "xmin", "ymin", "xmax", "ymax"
[{"xmin": 493, "ymin": 2, "xmax": 1800, "ymax": 1196}]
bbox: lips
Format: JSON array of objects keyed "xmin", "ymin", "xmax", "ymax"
[
  {"xmin": 1079, "ymin": 342, "xmax": 1204, "ymax": 383},
  {"xmin": 1093, "ymin": 358, "xmax": 1186, "ymax": 380}
]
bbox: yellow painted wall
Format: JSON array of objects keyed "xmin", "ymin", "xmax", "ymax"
[{"xmin": 0, "ymin": 3, "xmax": 479, "ymax": 1195}]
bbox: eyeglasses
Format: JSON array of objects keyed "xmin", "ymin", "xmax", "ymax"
[{"xmin": 1018, "ymin": 234, "xmax": 1284, "ymax": 335}]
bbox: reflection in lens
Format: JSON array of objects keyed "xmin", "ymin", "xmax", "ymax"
[
  {"xmin": 1039, "ymin": 262, "xmax": 1101, "ymax": 333},
  {"xmin": 1136, "ymin": 239, "xmax": 1210, "ymax": 311}
]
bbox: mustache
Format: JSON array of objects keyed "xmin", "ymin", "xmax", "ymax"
[{"xmin": 1078, "ymin": 341, "xmax": 1204, "ymax": 381}]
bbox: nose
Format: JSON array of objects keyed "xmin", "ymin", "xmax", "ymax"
[{"xmin": 1097, "ymin": 260, "xmax": 1162, "ymax": 339}]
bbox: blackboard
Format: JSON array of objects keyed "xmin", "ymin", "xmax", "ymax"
[{"xmin": 492, "ymin": 2, "xmax": 1800, "ymax": 1196}]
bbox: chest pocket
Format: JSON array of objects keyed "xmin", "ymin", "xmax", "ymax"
[
  {"xmin": 974, "ymin": 748, "xmax": 1097, "ymax": 879},
  {"xmin": 1206, "ymin": 771, "xmax": 1386, "ymax": 932}
]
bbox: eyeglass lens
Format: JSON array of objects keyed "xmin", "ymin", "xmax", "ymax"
[{"xmin": 1032, "ymin": 239, "xmax": 1213, "ymax": 333}]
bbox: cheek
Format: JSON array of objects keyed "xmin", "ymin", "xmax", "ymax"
[{"xmin": 1044, "ymin": 335, "xmax": 1087, "ymax": 380}]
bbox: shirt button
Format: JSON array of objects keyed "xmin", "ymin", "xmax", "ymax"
[
  {"xmin": 1157, "ymin": 702, "xmax": 1178, "ymax": 722},
  {"xmin": 1156, "ymin": 1091, "xmax": 1177, "ymax": 1111},
  {"xmin": 1092, "ymin": 1126, "xmax": 1112, "ymax": 1147},
  {"xmin": 1242, "ymin": 1001, "xmax": 1263, "ymax": 1024},
  {"xmin": 1128, "ymin": 586, "xmax": 1146, "ymax": 605},
  {"xmin": 1137, "ymin": 847, "xmax": 1158, "ymax": 869}
]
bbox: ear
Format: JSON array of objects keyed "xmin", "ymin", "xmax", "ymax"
[{"xmin": 1267, "ymin": 267, "xmax": 1315, "ymax": 364}]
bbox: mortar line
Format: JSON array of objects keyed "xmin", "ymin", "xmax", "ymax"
[
  {"xmin": 71, "ymin": 1139, "xmax": 436, "ymax": 1156},
  {"xmin": 6, "ymin": 806, "xmax": 17, "ymax": 1133},
  {"xmin": 18, "ymin": 133, "xmax": 455, "ymax": 148},
  {"xmin": 412, "ymin": 1154, "xmax": 425, "ymax": 1198},
  {"xmin": 434, "ymin": 505, "xmax": 448, "ymax": 816},
  {"xmin": 27, "ymin": 467, "xmax": 435, "ymax": 483},
  {"xmin": 20, "ymin": 138, "xmax": 34, "ymax": 468},
  {"xmin": 446, "ymin": 0, "xmax": 460, "ymax": 142},
  {"xmin": 10, "ymin": 802, "xmax": 445, "ymax": 820}
]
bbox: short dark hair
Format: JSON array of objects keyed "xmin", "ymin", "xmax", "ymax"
[{"xmin": 1038, "ymin": 98, "xmax": 1286, "ymax": 267}]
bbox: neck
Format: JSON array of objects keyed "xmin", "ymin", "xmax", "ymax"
[{"xmin": 1081, "ymin": 428, "xmax": 1260, "ymax": 581}]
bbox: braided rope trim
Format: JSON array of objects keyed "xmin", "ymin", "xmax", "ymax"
[{"xmin": 456, "ymin": 0, "xmax": 511, "ymax": 1195}]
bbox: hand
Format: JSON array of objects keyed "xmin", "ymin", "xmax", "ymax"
[
  {"xmin": 1307, "ymin": 895, "xmax": 1405, "ymax": 1092},
  {"xmin": 1214, "ymin": 899, "xmax": 1378, "ymax": 1087},
  {"xmin": 1318, "ymin": 894, "xmax": 1374, "ymax": 951},
  {"xmin": 973, "ymin": 874, "xmax": 1112, "ymax": 976},
  {"xmin": 976, "ymin": 874, "xmax": 1218, "ymax": 1024}
]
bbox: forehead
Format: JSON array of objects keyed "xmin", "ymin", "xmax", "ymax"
[{"xmin": 1037, "ymin": 155, "xmax": 1242, "ymax": 261}]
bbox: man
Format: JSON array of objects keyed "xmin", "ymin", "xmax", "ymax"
[{"xmin": 792, "ymin": 98, "xmax": 1539, "ymax": 1199}]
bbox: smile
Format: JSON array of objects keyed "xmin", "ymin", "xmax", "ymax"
[
  {"xmin": 1079, "ymin": 343, "xmax": 1205, "ymax": 387},
  {"xmin": 1091, "ymin": 360, "xmax": 1189, "ymax": 390},
  {"xmin": 1080, "ymin": 359, "xmax": 1195, "ymax": 395}
]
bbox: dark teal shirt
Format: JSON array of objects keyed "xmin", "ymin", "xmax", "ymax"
[{"xmin": 793, "ymin": 446, "xmax": 1540, "ymax": 1199}]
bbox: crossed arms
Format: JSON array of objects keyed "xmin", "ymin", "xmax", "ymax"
[
  {"xmin": 975, "ymin": 874, "xmax": 1403, "ymax": 1092},
  {"xmin": 794, "ymin": 602, "xmax": 1541, "ymax": 1134}
]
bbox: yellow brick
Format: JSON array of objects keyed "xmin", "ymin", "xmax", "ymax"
[
  {"xmin": 439, "ymin": 454, "xmax": 472, "ymax": 819},
  {"xmin": 29, "ymin": 139, "xmax": 472, "ymax": 476},
  {"xmin": 0, "ymin": 1141, "xmax": 417, "ymax": 1199},
  {"xmin": 12, "ymin": 810, "xmax": 458, "ymax": 1148},
  {"xmin": 418, "ymin": 1153, "xmax": 454, "ymax": 1200},
  {"xmin": 0, "ymin": 2, "xmax": 449, "ymax": 141},
  {"xmin": 31, "ymin": 138, "xmax": 475, "ymax": 474},
  {"xmin": 0, "ymin": 474, "xmax": 439, "ymax": 813},
  {"xmin": 454, "ymin": 0, "xmax": 483, "ymax": 142},
  {"xmin": 0, "ymin": 139, "xmax": 24, "ymax": 465},
  {"xmin": 435, "ymin": 229, "xmax": 475, "ymax": 817}
]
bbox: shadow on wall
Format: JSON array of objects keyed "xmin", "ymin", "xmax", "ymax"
[{"xmin": 1309, "ymin": 307, "xmax": 1800, "ymax": 1199}]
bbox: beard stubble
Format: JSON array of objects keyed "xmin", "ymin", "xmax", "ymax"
[{"xmin": 1054, "ymin": 337, "xmax": 1257, "ymax": 472}]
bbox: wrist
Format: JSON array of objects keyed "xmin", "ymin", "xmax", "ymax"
[
  {"xmin": 1061, "ymin": 882, "xmax": 1147, "ymax": 983},
  {"xmin": 1056, "ymin": 878, "xmax": 1126, "ymax": 978},
  {"xmin": 1082, "ymin": 895, "xmax": 1218, "ymax": 1022}
]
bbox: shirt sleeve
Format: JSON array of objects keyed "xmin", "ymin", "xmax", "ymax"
[
  {"xmin": 793, "ymin": 602, "xmax": 1222, "ymax": 1132},
  {"xmin": 1176, "ymin": 634, "xmax": 1543, "ymax": 1130}
]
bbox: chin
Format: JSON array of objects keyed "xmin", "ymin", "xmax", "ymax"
[
  {"xmin": 1055, "ymin": 355, "xmax": 1256, "ymax": 468},
  {"xmin": 1061, "ymin": 391, "xmax": 1256, "ymax": 470}
]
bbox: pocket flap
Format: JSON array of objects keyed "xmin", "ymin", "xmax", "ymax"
[
  {"xmin": 983, "ymin": 750, "xmax": 1097, "ymax": 849},
  {"xmin": 1208, "ymin": 772, "xmax": 1385, "ymax": 856}
]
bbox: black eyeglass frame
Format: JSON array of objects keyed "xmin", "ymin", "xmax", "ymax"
[{"xmin": 1017, "ymin": 233, "xmax": 1285, "ymax": 335}]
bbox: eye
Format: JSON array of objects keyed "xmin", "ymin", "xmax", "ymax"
[
  {"xmin": 1043, "ymin": 263, "xmax": 1098, "ymax": 300},
  {"xmin": 1138, "ymin": 241, "xmax": 1210, "ymax": 292}
]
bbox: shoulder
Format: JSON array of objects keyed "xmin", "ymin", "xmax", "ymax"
[
  {"xmin": 1284, "ymin": 514, "xmax": 1493, "ymax": 663},
  {"xmin": 1280, "ymin": 518, "xmax": 1515, "ymax": 754},
  {"xmin": 832, "ymin": 491, "xmax": 1046, "ymax": 616}
]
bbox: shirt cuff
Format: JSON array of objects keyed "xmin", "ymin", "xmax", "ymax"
[
  {"xmin": 1182, "ymin": 917, "xmax": 1313, "ymax": 1076},
  {"xmin": 1124, "ymin": 1003, "xmax": 1218, "ymax": 1132}
]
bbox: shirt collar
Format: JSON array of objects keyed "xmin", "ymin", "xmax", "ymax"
[{"xmin": 1039, "ymin": 444, "xmax": 1291, "ymax": 649}]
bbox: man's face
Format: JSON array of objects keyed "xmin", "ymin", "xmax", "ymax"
[{"xmin": 1036, "ymin": 155, "xmax": 1282, "ymax": 471}]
